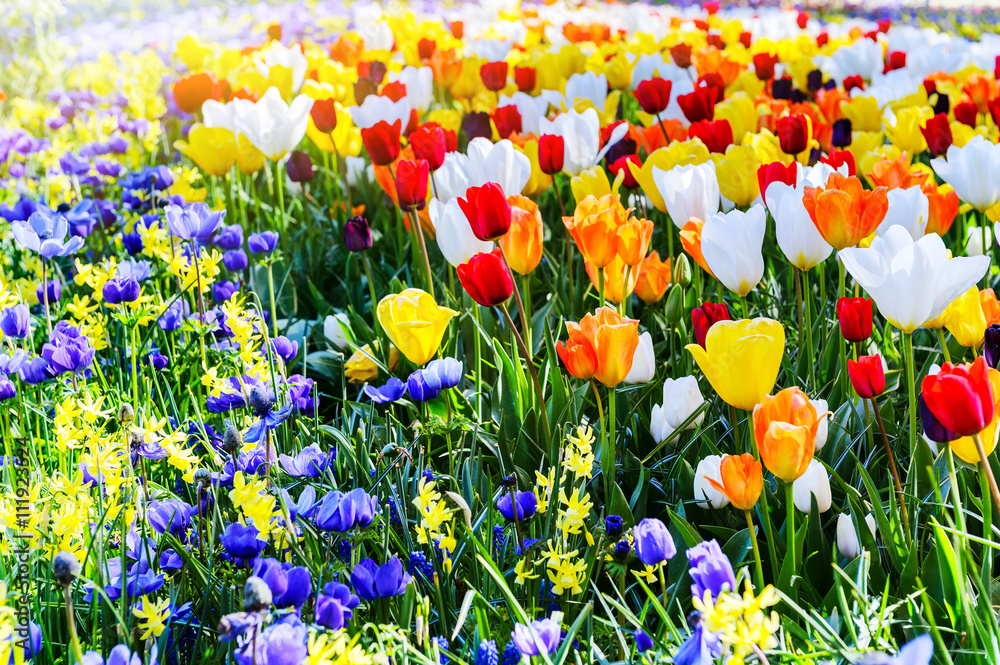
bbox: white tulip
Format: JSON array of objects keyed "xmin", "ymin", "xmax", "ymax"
[
  {"xmin": 650, "ymin": 376, "xmax": 705, "ymax": 444},
  {"xmin": 701, "ymin": 205, "xmax": 767, "ymax": 297},
  {"xmin": 966, "ymin": 224, "xmax": 993, "ymax": 257},
  {"xmin": 538, "ymin": 108, "xmax": 600, "ymax": 176},
  {"xmin": 811, "ymin": 399, "xmax": 830, "ymax": 451},
  {"xmin": 201, "ymin": 98, "xmax": 253, "ymax": 133},
  {"xmin": 253, "ymin": 42, "xmax": 308, "ymax": 92},
  {"xmin": 564, "ymin": 71, "xmax": 608, "ymax": 111},
  {"xmin": 323, "ymin": 313, "xmax": 353, "ymax": 350},
  {"xmin": 838, "ymin": 225, "xmax": 989, "ymax": 333},
  {"xmin": 465, "ymin": 138, "xmax": 531, "ymax": 196},
  {"xmin": 388, "ymin": 66, "xmax": 434, "ymax": 112},
  {"xmin": 836, "ymin": 513, "xmax": 877, "ymax": 558},
  {"xmin": 930, "ymin": 135, "xmax": 1000, "ymax": 211},
  {"xmin": 344, "ymin": 156, "xmax": 369, "ymax": 187},
  {"xmin": 652, "ymin": 161, "xmax": 720, "ymax": 230},
  {"xmin": 347, "ymin": 94, "xmax": 411, "ymax": 130},
  {"xmin": 498, "ymin": 91, "xmax": 552, "ymax": 137},
  {"xmin": 432, "ymin": 152, "xmax": 473, "ymax": 203},
  {"xmin": 233, "ymin": 88, "xmax": 313, "ymax": 161},
  {"xmin": 875, "ymin": 186, "xmax": 929, "ymax": 240},
  {"xmin": 694, "ymin": 455, "xmax": 730, "ymax": 510},
  {"xmin": 624, "ymin": 332, "xmax": 655, "ymax": 385},
  {"xmin": 792, "ymin": 459, "xmax": 832, "ymax": 513},
  {"xmin": 767, "ymin": 179, "xmax": 833, "ymax": 270},
  {"xmin": 429, "ymin": 198, "xmax": 494, "ymax": 267}
]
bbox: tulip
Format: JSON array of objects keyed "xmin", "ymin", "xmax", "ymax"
[
  {"xmin": 715, "ymin": 144, "xmax": 760, "ymax": 208},
  {"xmin": 377, "ymin": 289, "xmax": 457, "ymax": 366},
  {"xmin": 537, "ymin": 134, "xmax": 565, "ymax": 175},
  {"xmin": 670, "ymin": 43, "xmax": 692, "ymax": 69},
  {"xmin": 174, "ymin": 124, "xmax": 237, "ymax": 177},
  {"xmin": 967, "ymin": 225, "xmax": 993, "ymax": 258},
  {"xmin": 410, "ymin": 125, "xmax": 448, "ymax": 171},
  {"xmin": 514, "ymin": 66, "xmax": 536, "ymax": 93},
  {"xmin": 634, "ymin": 78, "xmax": 673, "ymax": 115},
  {"xmin": 837, "ymin": 513, "xmax": 877, "ymax": 558},
  {"xmin": 395, "ymin": 159, "xmax": 429, "ymax": 212},
  {"xmin": 585, "ymin": 255, "xmax": 638, "ymax": 306},
  {"xmin": 633, "ymin": 518, "xmax": 676, "ymax": 566},
  {"xmin": 624, "ymin": 332, "xmax": 655, "ymax": 385},
  {"xmin": 686, "ymin": 318, "xmax": 785, "ymax": 411},
  {"xmin": 286, "ymin": 150, "xmax": 313, "ymax": 182},
  {"xmin": 457, "ymin": 250, "xmax": 514, "ymax": 307},
  {"xmin": 650, "ymin": 376, "xmax": 705, "ymax": 443},
  {"xmin": 465, "ymin": 138, "xmax": 532, "ymax": 196},
  {"xmin": 776, "ymin": 114, "xmax": 810, "ymax": 156},
  {"xmin": 691, "ymin": 302, "xmax": 730, "ymax": 348},
  {"xmin": 563, "ymin": 193, "xmax": 632, "ymax": 269},
  {"xmin": 428, "ymin": 198, "xmax": 494, "ymax": 267},
  {"xmin": 344, "ymin": 216, "xmax": 373, "ymax": 252},
  {"xmin": 480, "ymin": 61, "xmax": 508, "ymax": 91},
  {"xmin": 849, "ymin": 355, "xmax": 886, "ymax": 399},
  {"xmin": 172, "ymin": 72, "xmax": 222, "ymax": 114},
  {"xmin": 836, "ymin": 297, "xmax": 873, "ymax": 343},
  {"xmin": 792, "ymin": 459, "xmax": 832, "ymax": 513},
  {"xmin": 802, "ymin": 172, "xmax": 889, "ymax": 250},
  {"xmin": 920, "ymin": 113, "xmax": 952, "ymax": 158},
  {"xmin": 498, "ymin": 195, "xmax": 543, "ymax": 275},
  {"xmin": 310, "ymin": 98, "xmax": 338, "ymax": 133},
  {"xmin": 677, "ymin": 86, "xmax": 716, "ymax": 123},
  {"xmin": 511, "ymin": 618, "xmax": 561, "ymax": 657},
  {"xmin": 987, "ymin": 324, "xmax": 1000, "ymax": 369},
  {"xmin": 680, "ymin": 218, "xmax": 714, "ymax": 278},
  {"xmin": 348, "ymin": 94, "xmax": 411, "ymax": 130},
  {"xmin": 492, "ymin": 105, "xmax": 522, "ymax": 140},
  {"xmin": 652, "ymin": 161, "xmax": 720, "ymax": 230},
  {"xmin": 839, "ymin": 226, "xmax": 989, "ymax": 333},
  {"xmin": 693, "ymin": 455, "xmax": 729, "ymax": 510},
  {"xmin": 754, "ymin": 387, "xmax": 822, "ymax": 482},
  {"xmin": 753, "ymin": 53, "xmax": 778, "ymax": 80},
  {"xmin": 556, "ymin": 307, "xmax": 640, "ymax": 387},
  {"xmin": 766, "ymin": 175, "xmax": 834, "ymax": 272},
  {"xmin": 930, "ymin": 136, "xmax": 1000, "ymax": 211},
  {"xmin": 757, "ymin": 161, "xmax": 797, "ymax": 209},
  {"xmin": 458, "ymin": 183, "xmax": 512, "ymax": 241},
  {"xmin": 688, "ymin": 120, "xmax": 733, "ymax": 154},
  {"xmin": 943, "ymin": 286, "xmax": 988, "ymax": 347},
  {"xmin": 360, "ymin": 119, "xmax": 401, "ymax": 166},
  {"xmin": 701, "ymin": 205, "xmax": 766, "ymax": 297},
  {"xmin": 707, "ymin": 453, "xmax": 763, "ymax": 511},
  {"xmin": 921, "ymin": 357, "xmax": 995, "ymax": 437},
  {"xmin": 231, "ymin": 88, "xmax": 313, "ymax": 162},
  {"xmin": 634, "ymin": 251, "xmax": 672, "ymax": 304},
  {"xmin": 538, "ymin": 108, "xmax": 600, "ymax": 176}
]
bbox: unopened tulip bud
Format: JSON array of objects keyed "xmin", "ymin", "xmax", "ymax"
[
  {"xmin": 836, "ymin": 513, "xmax": 877, "ymax": 558},
  {"xmin": 792, "ymin": 459, "xmax": 832, "ymax": 513},
  {"xmin": 664, "ymin": 285, "xmax": 684, "ymax": 326},
  {"xmin": 673, "ymin": 253, "xmax": 692, "ymax": 287}
]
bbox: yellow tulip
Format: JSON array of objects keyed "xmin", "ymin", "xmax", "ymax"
[
  {"xmin": 236, "ymin": 135, "xmax": 265, "ymax": 175},
  {"xmin": 175, "ymin": 36, "xmax": 212, "ymax": 70},
  {"xmin": 571, "ymin": 165, "xmax": 624, "ymax": 205},
  {"xmin": 951, "ymin": 368, "xmax": 1000, "ymax": 464},
  {"xmin": 942, "ymin": 286, "xmax": 988, "ymax": 347},
  {"xmin": 345, "ymin": 342, "xmax": 401, "ymax": 384},
  {"xmin": 851, "ymin": 132, "xmax": 889, "ymax": 180},
  {"xmin": 174, "ymin": 124, "xmax": 237, "ymax": 177},
  {"xmin": 377, "ymin": 289, "xmax": 457, "ymax": 366},
  {"xmin": 840, "ymin": 96, "xmax": 882, "ymax": 133},
  {"xmin": 316, "ymin": 61, "xmax": 359, "ymax": 105},
  {"xmin": 715, "ymin": 144, "xmax": 760, "ymax": 208},
  {"xmin": 686, "ymin": 318, "xmax": 785, "ymax": 410},
  {"xmin": 725, "ymin": 71, "xmax": 765, "ymax": 100},
  {"xmin": 426, "ymin": 109, "xmax": 463, "ymax": 134},
  {"xmin": 628, "ymin": 141, "xmax": 711, "ymax": 213},
  {"xmin": 886, "ymin": 107, "xmax": 933, "ymax": 155},
  {"xmin": 743, "ymin": 129, "xmax": 789, "ymax": 166},
  {"xmin": 604, "ymin": 51, "xmax": 633, "ymax": 91},
  {"xmin": 515, "ymin": 140, "xmax": 553, "ymax": 197},
  {"xmin": 714, "ymin": 92, "xmax": 756, "ymax": 145},
  {"xmin": 450, "ymin": 56, "xmax": 486, "ymax": 100}
]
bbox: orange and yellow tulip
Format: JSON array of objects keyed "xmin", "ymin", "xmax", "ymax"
[
  {"xmin": 680, "ymin": 217, "xmax": 715, "ymax": 278},
  {"xmin": 633, "ymin": 251, "xmax": 672, "ymax": 305},
  {"xmin": 707, "ymin": 453, "xmax": 763, "ymax": 511},
  {"xmin": 498, "ymin": 195, "xmax": 544, "ymax": 275},
  {"xmin": 563, "ymin": 194, "xmax": 632, "ymax": 269},
  {"xmin": 585, "ymin": 255, "xmax": 637, "ymax": 305},
  {"xmin": 802, "ymin": 173, "xmax": 889, "ymax": 250},
  {"xmin": 754, "ymin": 387, "xmax": 823, "ymax": 482},
  {"xmin": 556, "ymin": 307, "xmax": 640, "ymax": 387}
]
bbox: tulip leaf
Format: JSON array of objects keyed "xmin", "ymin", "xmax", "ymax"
[
  {"xmin": 663, "ymin": 505, "xmax": 702, "ymax": 551},
  {"xmin": 721, "ymin": 528, "xmax": 752, "ymax": 568},
  {"xmin": 607, "ymin": 481, "xmax": 635, "ymax": 529}
]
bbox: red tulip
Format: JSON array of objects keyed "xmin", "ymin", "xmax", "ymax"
[
  {"xmin": 843, "ymin": 75, "xmax": 864, "ymax": 93},
  {"xmin": 703, "ymin": 1, "xmax": 720, "ymax": 14},
  {"xmin": 492, "ymin": 105, "xmax": 522, "ymax": 139},
  {"xmin": 954, "ymin": 101, "xmax": 978, "ymax": 128},
  {"xmin": 697, "ymin": 73, "xmax": 726, "ymax": 103},
  {"xmin": 884, "ymin": 51, "xmax": 907, "ymax": 73},
  {"xmin": 609, "ymin": 155, "xmax": 641, "ymax": 189},
  {"xmin": 381, "ymin": 81, "xmax": 407, "ymax": 103},
  {"xmin": 821, "ymin": 150, "xmax": 856, "ymax": 177},
  {"xmin": 739, "ymin": 31, "xmax": 752, "ymax": 48},
  {"xmin": 396, "ymin": 159, "xmax": 429, "ymax": 212},
  {"xmin": 634, "ymin": 78, "xmax": 673, "ymax": 115},
  {"xmin": 691, "ymin": 302, "xmax": 730, "ymax": 348},
  {"xmin": 457, "ymin": 249, "xmax": 514, "ymax": 307},
  {"xmin": 310, "ymin": 98, "xmax": 338, "ymax": 133},
  {"xmin": 514, "ymin": 66, "xmax": 536, "ymax": 93},
  {"xmin": 816, "ymin": 32, "xmax": 829, "ymax": 49},
  {"xmin": 878, "ymin": 19, "xmax": 891, "ymax": 33},
  {"xmin": 920, "ymin": 113, "xmax": 953, "ymax": 158},
  {"xmin": 480, "ymin": 61, "xmax": 508, "ymax": 92},
  {"xmin": 988, "ymin": 97, "xmax": 1000, "ymax": 128},
  {"xmin": 777, "ymin": 114, "xmax": 810, "ymax": 155},
  {"xmin": 922, "ymin": 357, "xmax": 995, "ymax": 437},
  {"xmin": 688, "ymin": 119, "xmax": 733, "ymax": 154},
  {"xmin": 458, "ymin": 183, "xmax": 512, "ymax": 241},
  {"xmin": 836, "ymin": 297, "xmax": 873, "ymax": 342},
  {"xmin": 753, "ymin": 53, "xmax": 779, "ymax": 81},
  {"xmin": 361, "ymin": 119, "xmax": 401, "ymax": 166},
  {"xmin": 797, "ymin": 11, "xmax": 809, "ymax": 28},
  {"xmin": 538, "ymin": 135, "xmax": 565, "ymax": 175},
  {"xmin": 670, "ymin": 43, "xmax": 692, "ymax": 69},
  {"xmin": 849, "ymin": 355, "xmax": 885, "ymax": 399},
  {"xmin": 418, "ymin": 38, "xmax": 436, "ymax": 60},
  {"xmin": 677, "ymin": 87, "xmax": 716, "ymax": 123},
  {"xmin": 757, "ymin": 161, "xmax": 797, "ymax": 208},
  {"xmin": 410, "ymin": 124, "xmax": 448, "ymax": 171}
]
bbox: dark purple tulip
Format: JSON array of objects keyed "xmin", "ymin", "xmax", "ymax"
[
  {"xmin": 344, "ymin": 216, "xmax": 373, "ymax": 252},
  {"xmin": 771, "ymin": 78, "xmax": 793, "ymax": 100},
  {"xmin": 224, "ymin": 249, "xmax": 249, "ymax": 271},
  {"xmin": 686, "ymin": 539, "xmax": 736, "ymax": 601},
  {"xmin": 633, "ymin": 518, "xmax": 676, "ymax": 566},
  {"xmin": 215, "ymin": 224, "xmax": 245, "ymax": 250},
  {"xmin": 102, "ymin": 276, "xmax": 140, "ymax": 304},
  {"xmin": 315, "ymin": 582, "xmax": 359, "ymax": 630},
  {"xmin": 350, "ymin": 556, "xmax": 411, "ymax": 601},
  {"xmin": 831, "ymin": 118, "xmax": 853, "ymax": 148},
  {"xmin": 363, "ymin": 377, "xmax": 406, "ymax": 404},
  {"xmin": 0, "ymin": 304, "xmax": 30, "ymax": 338},
  {"xmin": 221, "ymin": 522, "xmax": 266, "ymax": 560},
  {"xmin": 496, "ymin": 491, "xmax": 537, "ymax": 522},
  {"xmin": 286, "ymin": 150, "xmax": 314, "ymax": 182},
  {"xmin": 462, "ymin": 111, "xmax": 492, "ymax": 141},
  {"xmin": 985, "ymin": 324, "xmax": 1000, "ymax": 369},
  {"xmin": 36, "ymin": 279, "xmax": 61, "ymax": 305},
  {"xmin": 248, "ymin": 231, "xmax": 279, "ymax": 254}
]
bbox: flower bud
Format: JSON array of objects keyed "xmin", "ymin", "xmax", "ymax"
[
  {"xmin": 243, "ymin": 576, "xmax": 273, "ymax": 611},
  {"xmin": 223, "ymin": 422, "xmax": 243, "ymax": 455},
  {"xmin": 118, "ymin": 403, "xmax": 135, "ymax": 426},
  {"xmin": 52, "ymin": 551, "xmax": 81, "ymax": 586},
  {"xmin": 672, "ymin": 253, "xmax": 691, "ymax": 287}
]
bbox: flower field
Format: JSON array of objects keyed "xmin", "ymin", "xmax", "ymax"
[{"xmin": 4, "ymin": 0, "xmax": 1000, "ymax": 663}]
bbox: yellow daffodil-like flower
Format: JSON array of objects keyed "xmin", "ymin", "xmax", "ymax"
[
  {"xmin": 534, "ymin": 466, "xmax": 557, "ymax": 513},
  {"xmin": 715, "ymin": 143, "xmax": 761, "ymax": 208},
  {"xmin": 377, "ymin": 289, "xmax": 457, "ymax": 366},
  {"xmin": 133, "ymin": 595, "xmax": 171, "ymax": 640},
  {"xmin": 558, "ymin": 488, "xmax": 594, "ymax": 537},
  {"xmin": 686, "ymin": 318, "xmax": 785, "ymax": 411},
  {"xmin": 565, "ymin": 425, "xmax": 595, "ymax": 477},
  {"xmin": 633, "ymin": 564, "xmax": 658, "ymax": 583},
  {"xmin": 174, "ymin": 124, "xmax": 237, "ymax": 177},
  {"xmin": 547, "ymin": 555, "xmax": 587, "ymax": 595},
  {"xmin": 629, "ymin": 142, "xmax": 711, "ymax": 213},
  {"xmin": 694, "ymin": 582, "xmax": 780, "ymax": 664},
  {"xmin": 515, "ymin": 558, "xmax": 540, "ymax": 585}
]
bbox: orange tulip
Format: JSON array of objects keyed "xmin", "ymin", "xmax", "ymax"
[
  {"xmin": 707, "ymin": 453, "xmax": 763, "ymax": 511},
  {"xmin": 633, "ymin": 251, "xmax": 672, "ymax": 304},
  {"xmin": 983, "ymin": 289, "xmax": 1000, "ymax": 327},
  {"xmin": 564, "ymin": 194, "xmax": 632, "ymax": 269},
  {"xmin": 172, "ymin": 72, "xmax": 223, "ymax": 114},
  {"xmin": 802, "ymin": 172, "xmax": 889, "ymax": 250},
  {"xmin": 615, "ymin": 215, "xmax": 654, "ymax": 266},
  {"xmin": 923, "ymin": 182, "xmax": 960, "ymax": 236},
  {"xmin": 499, "ymin": 195, "xmax": 544, "ymax": 275},
  {"xmin": 867, "ymin": 154, "xmax": 929, "ymax": 190},
  {"xmin": 963, "ymin": 73, "xmax": 999, "ymax": 113},
  {"xmin": 585, "ymin": 254, "xmax": 638, "ymax": 305},
  {"xmin": 680, "ymin": 217, "xmax": 715, "ymax": 278},
  {"xmin": 556, "ymin": 307, "xmax": 639, "ymax": 387},
  {"xmin": 330, "ymin": 35, "xmax": 364, "ymax": 67},
  {"xmin": 430, "ymin": 49, "xmax": 463, "ymax": 90},
  {"xmin": 754, "ymin": 387, "xmax": 823, "ymax": 482}
]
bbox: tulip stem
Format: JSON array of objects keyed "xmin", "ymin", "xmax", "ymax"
[
  {"xmin": 974, "ymin": 433, "xmax": 1000, "ymax": 517},
  {"xmin": 591, "ymin": 380, "xmax": 607, "ymax": 503},
  {"xmin": 729, "ymin": 404, "xmax": 742, "ymax": 453},
  {"xmin": 500, "ymin": 303, "xmax": 550, "ymax": 445},
  {"xmin": 871, "ymin": 397, "xmax": 909, "ymax": 535},
  {"xmin": 837, "ymin": 257, "xmax": 849, "ymax": 398},
  {"xmin": 802, "ymin": 268, "xmax": 815, "ymax": 389},
  {"xmin": 473, "ymin": 304, "xmax": 483, "ymax": 416},
  {"xmin": 935, "ymin": 328, "xmax": 952, "ymax": 364},
  {"xmin": 41, "ymin": 258, "xmax": 52, "ymax": 337},
  {"xmin": 784, "ymin": 481, "xmax": 796, "ymax": 590},
  {"xmin": 608, "ymin": 386, "xmax": 617, "ymax": 508},
  {"xmin": 598, "ymin": 266, "xmax": 605, "ymax": 309},
  {"xmin": 409, "ymin": 210, "xmax": 435, "ymax": 299},
  {"xmin": 904, "ymin": 331, "xmax": 917, "ymax": 456},
  {"xmin": 499, "ymin": 244, "xmax": 530, "ymax": 357},
  {"xmin": 362, "ymin": 253, "xmax": 380, "ymax": 340},
  {"xmin": 745, "ymin": 509, "xmax": 765, "ymax": 591}
]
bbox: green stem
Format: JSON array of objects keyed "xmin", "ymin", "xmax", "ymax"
[
  {"xmin": 977, "ymin": 435, "xmax": 995, "ymax": 588},
  {"xmin": 785, "ymin": 481, "xmax": 796, "ymax": 590},
  {"xmin": 473, "ymin": 304, "xmax": 483, "ymax": 416},
  {"xmin": 730, "ymin": 403, "xmax": 742, "ymax": 452},
  {"xmin": 904, "ymin": 331, "xmax": 917, "ymax": 456},
  {"xmin": 838, "ymin": 257, "xmax": 848, "ymax": 397},
  {"xmin": 275, "ymin": 159, "xmax": 287, "ymax": 231},
  {"xmin": 592, "ymin": 380, "xmax": 608, "ymax": 508},
  {"xmin": 362, "ymin": 253, "xmax": 380, "ymax": 338},
  {"xmin": 746, "ymin": 509, "xmax": 765, "ymax": 591},
  {"xmin": 598, "ymin": 267, "xmax": 605, "ymax": 309},
  {"xmin": 267, "ymin": 262, "xmax": 278, "ymax": 338},
  {"xmin": 130, "ymin": 325, "xmax": 140, "ymax": 411},
  {"xmin": 608, "ymin": 386, "xmax": 616, "ymax": 506},
  {"xmin": 802, "ymin": 268, "xmax": 815, "ymax": 389},
  {"xmin": 975, "ymin": 433, "xmax": 1000, "ymax": 522},
  {"xmin": 935, "ymin": 328, "xmax": 952, "ymax": 364},
  {"xmin": 409, "ymin": 210, "xmax": 435, "ymax": 298}
]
